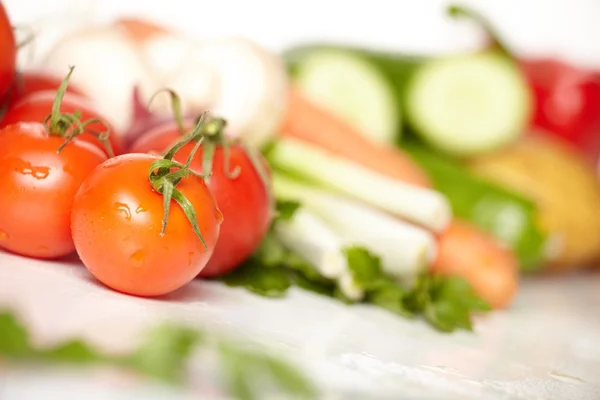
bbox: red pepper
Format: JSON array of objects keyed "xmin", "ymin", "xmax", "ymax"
[
  {"xmin": 449, "ymin": 5, "xmax": 600, "ymax": 166},
  {"xmin": 521, "ymin": 59, "xmax": 600, "ymax": 164}
]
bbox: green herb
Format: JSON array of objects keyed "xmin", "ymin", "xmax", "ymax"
[
  {"xmin": 274, "ymin": 199, "xmax": 301, "ymax": 221},
  {"xmin": 222, "ymin": 212, "xmax": 490, "ymax": 334},
  {"xmin": 344, "ymin": 247, "xmax": 491, "ymax": 332},
  {"xmin": 222, "ymin": 260, "xmax": 292, "ymax": 298},
  {"xmin": 0, "ymin": 310, "xmax": 317, "ymax": 400}
]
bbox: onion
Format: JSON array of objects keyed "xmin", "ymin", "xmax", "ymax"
[
  {"xmin": 41, "ymin": 25, "xmax": 157, "ymax": 135},
  {"xmin": 39, "ymin": 18, "xmax": 289, "ymax": 149}
]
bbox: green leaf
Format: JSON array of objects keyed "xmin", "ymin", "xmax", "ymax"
[
  {"xmin": 0, "ymin": 309, "xmax": 317, "ymax": 399},
  {"xmin": 252, "ymin": 232, "xmax": 289, "ymax": 267},
  {"xmin": 39, "ymin": 340, "xmax": 103, "ymax": 364},
  {"xmin": 0, "ymin": 312, "xmax": 33, "ymax": 358},
  {"xmin": 218, "ymin": 342, "xmax": 317, "ymax": 400},
  {"xmin": 367, "ymin": 284, "xmax": 412, "ymax": 318},
  {"xmin": 291, "ymin": 272, "xmax": 336, "ymax": 297},
  {"xmin": 343, "ymin": 246, "xmax": 390, "ymax": 290},
  {"xmin": 404, "ymin": 273, "xmax": 492, "ymax": 333},
  {"xmin": 262, "ymin": 354, "xmax": 318, "ymax": 398},
  {"xmin": 128, "ymin": 323, "xmax": 203, "ymax": 383},
  {"xmin": 221, "ymin": 261, "xmax": 292, "ymax": 298},
  {"xmin": 275, "ymin": 199, "xmax": 301, "ymax": 221}
]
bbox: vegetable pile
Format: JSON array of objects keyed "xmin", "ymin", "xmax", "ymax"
[{"xmin": 0, "ymin": 1, "xmax": 599, "ymax": 363}]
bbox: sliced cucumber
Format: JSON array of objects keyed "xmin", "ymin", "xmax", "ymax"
[
  {"xmin": 287, "ymin": 48, "xmax": 401, "ymax": 145},
  {"xmin": 285, "ymin": 44, "xmax": 532, "ymax": 157},
  {"xmin": 404, "ymin": 51, "xmax": 532, "ymax": 156}
]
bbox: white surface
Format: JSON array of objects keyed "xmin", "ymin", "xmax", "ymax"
[{"xmin": 1, "ymin": 251, "xmax": 599, "ymax": 400}]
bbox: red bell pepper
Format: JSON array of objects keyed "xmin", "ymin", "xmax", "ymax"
[
  {"xmin": 521, "ymin": 59, "xmax": 600, "ymax": 164},
  {"xmin": 449, "ymin": 5, "xmax": 600, "ymax": 166}
]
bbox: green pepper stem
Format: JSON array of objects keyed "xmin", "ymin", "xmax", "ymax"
[{"xmin": 447, "ymin": 4, "xmax": 513, "ymax": 58}]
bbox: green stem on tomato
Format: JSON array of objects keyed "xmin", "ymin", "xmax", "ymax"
[
  {"xmin": 147, "ymin": 117, "xmax": 220, "ymax": 250},
  {"xmin": 42, "ymin": 65, "xmax": 115, "ymax": 157},
  {"xmin": 447, "ymin": 4, "xmax": 513, "ymax": 58},
  {"xmin": 147, "ymin": 88, "xmax": 186, "ymax": 135}
]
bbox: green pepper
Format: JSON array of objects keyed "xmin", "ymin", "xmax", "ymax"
[{"xmin": 403, "ymin": 141, "xmax": 547, "ymax": 272}]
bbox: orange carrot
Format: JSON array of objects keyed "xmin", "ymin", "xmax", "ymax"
[
  {"xmin": 432, "ymin": 220, "xmax": 519, "ymax": 309},
  {"xmin": 279, "ymin": 89, "xmax": 431, "ymax": 187}
]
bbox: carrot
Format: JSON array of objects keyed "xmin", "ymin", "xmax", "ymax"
[
  {"xmin": 431, "ymin": 220, "xmax": 519, "ymax": 309},
  {"xmin": 279, "ymin": 89, "xmax": 431, "ymax": 187}
]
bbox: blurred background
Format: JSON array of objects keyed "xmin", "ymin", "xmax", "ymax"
[{"xmin": 4, "ymin": 0, "xmax": 600, "ymax": 67}]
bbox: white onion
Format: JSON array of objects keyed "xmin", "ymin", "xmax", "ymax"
[{"xmin": 42, "ymin": 25, "xmax": 158, "ymax": 134}]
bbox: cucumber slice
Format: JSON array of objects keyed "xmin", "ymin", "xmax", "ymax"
[
  {"xmin": 405, "ymin": 52, "xmax": 532, "ymax": 156},
  {"xmin": 289, "ymin": 48, "xmax": 400, "ymax": 145}
]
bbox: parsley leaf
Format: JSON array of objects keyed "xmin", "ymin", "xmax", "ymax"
[
  {"xmin": 405, "ymin": 273, "xmax": 491, "ymax": 332},
  {"xmin": 127, "ymin": 323, "xmax": 203, "ymax": 383},
  {"xmin": 222, "ymin": 260, "xmax": 292, "ymax": 298},
  {"xmin": 0, "ymin": 310, "xmax": 317, "ymax": 399},
  {"xmin": 219, "ymin": 342, "xmax": 317, "ymax": 400},
  {"xmin": 274, "ymin": 199, "xmax": 301, "ymax": 221},
  {"xmin": 343, "ymin": 246, "xmax": 491, "ymax": 332},
  {"xmin": 0, "ymin": 312, "xmax": 34, "ymax": 358}
]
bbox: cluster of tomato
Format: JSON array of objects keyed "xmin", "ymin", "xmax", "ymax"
[{"xmin": 0, "ymin": 5, "xmax": 271, "ymax": 297}]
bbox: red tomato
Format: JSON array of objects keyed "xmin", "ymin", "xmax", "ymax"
[
  {"xmin": 4, "ymin": 69, "xmax": 84, "ymax": 109},
  {"xmin": 2, "ymin": 91, "xmax": 124, "ymax": 156},
  {"xmin": 0, "ymin": 122, "xmax": 107, "ymax": 259},
  {"xmin": 130, "ymin": 122, "xmax": 272, "ymax": 277},
  {"xmin": 128, "ymin": 120, "xmax": 184, "ymax": 154},
  {"xmin": 0, "ymin": 3, "xmax": 16, "ymax": 98},
  {"xmin": 71, "ymin": 153, "xmax": 222, "ymax": 296}
]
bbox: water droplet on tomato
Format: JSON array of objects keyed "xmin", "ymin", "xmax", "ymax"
[
  {"xmin": 0, "ymin": 230, "xmax": 8, "ymax": 240},
  {"xmin": 18, "ymin": 161, "xmax": 50, "ymax": 179},
  {"xmin": 114, "ymin": 202, "xmax": 132, "ymax": 221},
  {"xmin": 135, "ymin": 205, "xmax": 147, "ymax": 214},
  {"xmin": 188, "ymin": 252, "xmax": 195, "ymax": 266},
  {"xmin": 130, "ymin": 249, "xmax": 145, "ymax": 266}
]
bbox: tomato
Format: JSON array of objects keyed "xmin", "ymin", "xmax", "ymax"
[
  {"xmin": 0, "ymin": 122, "xmax": 107, "ymax": 259},
  {"xmin": 71, "ymin": 153, "xmax": 222, "ymax": 296},
  {"xmin": 0, "ymin": 3, "xmax": 16, "ymax": 98},
  {"xmin": 4, "ymin": 69, "xmax": 84, "ymax": 109},
  {"xmin": 129, "ymin": 120, "xmax": 184, "ymax": 154},
  {"xmin": 432, "ymin": 220, "xmax": 519, "ymax": 309},
  {"xmin": 130, "ymin": 121, "xmax": 272, "ymax": 277},
  {"xmin": 1, "ymin": 91, "xmax": 124, "ymax": 156}
]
